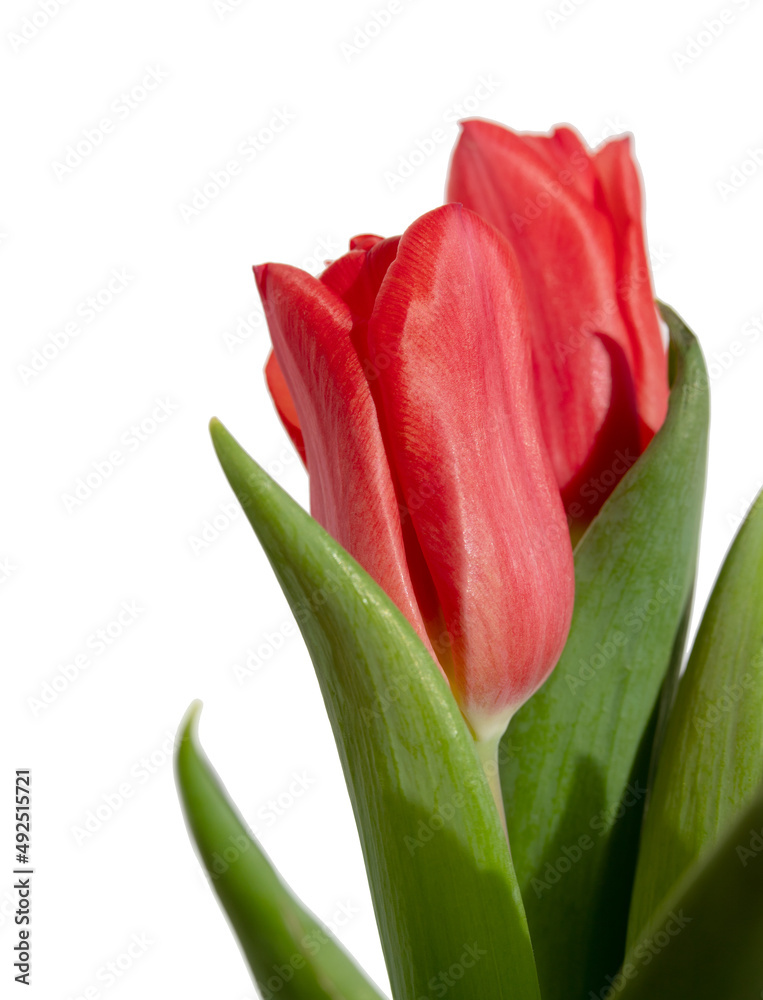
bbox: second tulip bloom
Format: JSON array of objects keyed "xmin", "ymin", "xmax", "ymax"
[{"xmin": 448, "ymin": 119, "xmax": 669, "ymax": 524}]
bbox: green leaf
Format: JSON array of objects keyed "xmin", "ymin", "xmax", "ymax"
[
  {"xmin": 611, "ymin": 780, "xmax": 763, "ymax": 1000},
  {"xmin": 626, "ymin": 487, "xmax": 763, "ymax": 948},
  {"xmin": 499, "ymin": 303, "xmax": 709, "ymax": 1000},
  {"xmin": 174, "ymin": 701, "xmax": 386, "ymax": 1000},
  {"xmin": 209, "ymin": 419, "xmax": 541, "ymax": 1000}
]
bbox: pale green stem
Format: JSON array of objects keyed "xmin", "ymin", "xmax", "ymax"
[{"xmin": 475, "ymin": 734, "xmax": 508, "ymax": 840}]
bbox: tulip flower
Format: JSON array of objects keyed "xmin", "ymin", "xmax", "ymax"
[
  {"xmin": 255, "ymin": 204, "xmax": 574, "ymax": 753},
  {"xmin": 182, "ymin": 121, "xmax": 752, "ymax": 1000},
  {"xmin": 447, "ymin": 120, "xmax": 669, "ymax": 525}
]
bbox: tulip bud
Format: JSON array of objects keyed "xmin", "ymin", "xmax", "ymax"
[{"xmin": 256, "ymin": 204, "xmax": 574, "ymax": 745}]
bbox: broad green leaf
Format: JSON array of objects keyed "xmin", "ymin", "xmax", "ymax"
[
  {"xmin": 175, "ymin": 701, "xmax": 386, "ymax": 1000},
  {"xmin": 627, "ymin": 487, "xmax": 763, "ymax": 948},
  {"xmin": 612, "ymin": 780, "xmax": 763, "ymax": 1000},
  {"xmin": 500, "ymin": 304, "xmax": 709, "ymax": 1000},
  {"xmin": 209, "ymin": 419, "xmax": 541, "ymax": 1000}
]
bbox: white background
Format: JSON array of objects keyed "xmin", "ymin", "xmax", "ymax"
[{"xmin": 2, "ymin": 0, "xmax": 762, "ymax": 997}]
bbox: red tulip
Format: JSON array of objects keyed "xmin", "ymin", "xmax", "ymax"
[
  {"xmin": 256, "ymin": 205, "xmax": 574, "ymax": 743},
  {"xmin": 447, "ymin": 120, "xmax": 669, "ymax": 524}
]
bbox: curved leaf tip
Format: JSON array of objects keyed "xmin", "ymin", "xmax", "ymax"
[
  {"xmin": 174, "ymin": 701, "xmax": 388, "ymax": 1000},
  {"xmin": 178, "ymin": 698, "xmax": 203, "ymax": 741}
]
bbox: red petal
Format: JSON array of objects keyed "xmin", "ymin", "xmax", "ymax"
[
  {"xmin": 593, "ymin": 136, "xmax": 668, "ymax": 441},
  {"xmin": 516, "ymin": 124, "xmax": 597, "ymax": 201},
  {"xmin": 560, "ymin": 333, "xmax": 641, "ymax": 522},
  {"xmin": 322, "ymin": 237, "xmax": 401, "ymax": 322},
  {"xmin": 264, "ymin": 350, "xmax": 307, "ymax": 467},
  {"xmin": 319, "ymin": 249, "xmax": 367, "ymax": 301},
  {"xmin": 254, "ymin": 262, "xmax": 434, "ymax": 658},
  {"xmin": 447, "ymin": 119, "xmax": 624, "ymax": 491},
  {"xmin": 447, "ymin": 119, "xmax": 668, "ymax": 490},
  {"xmin": 349, "ymin": 233, "xmax": 384, "ymax": 251},
  {"xmin": 368, "ymin": 204, "xmax": 574, "ymax": 735}
]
